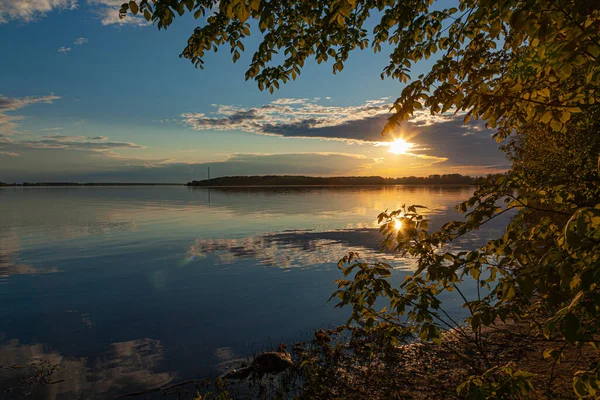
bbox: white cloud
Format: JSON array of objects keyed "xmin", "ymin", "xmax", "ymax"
[
  {"xmin": 0, "ymin": 151, "xmax": 19, "ymax": 157},
  {"xmin": 87, "ymin": 0, "xmax": 147, "ymax": 26},
  {"xmin": 57, "ymin": 37, "xmax": 87, "ymax": 54},
  {"xmin": 0, "ymin": 0, "xmax": 146, "ymax": 26},
  {"xmin": 182, "ymin": 97, "xmax": 393, "ymax": 144},
  {"xmin": 0, "ymin": 0, "xmax": 77, "ymax": 23}
]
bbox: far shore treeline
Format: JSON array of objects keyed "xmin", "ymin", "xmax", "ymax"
[
  {"xmin": 0, "ymin": 182, "xmax": 181, "ymax": 187},
  {"xmin": 186, "ymin": 174, "xmax": 489, "ymax": 187},
  {"xmin": 0, "ymin": 174, "xmax": 501, "ymax": 187}
]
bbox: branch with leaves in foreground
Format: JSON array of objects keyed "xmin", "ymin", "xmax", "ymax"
[
  {"xmin": 121, "ymin": 0, "xmax": 599, "ymax": 138},
  {"xmin": 332, "ymin": 155, "xmax": 600, "ymax": 397}
]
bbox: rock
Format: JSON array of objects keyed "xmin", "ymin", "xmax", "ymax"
[{"xmin": 251, "ymin": 351, "xmax": 293, "ymax": 375}]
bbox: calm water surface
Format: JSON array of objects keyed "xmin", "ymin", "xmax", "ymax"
[{"xmin": 0, "ymin": 186, "xmax": 506, "ymax": 399}]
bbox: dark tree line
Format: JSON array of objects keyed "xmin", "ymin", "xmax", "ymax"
[{"xmin": 187, "ymin": 174, "xmax": 482, "ymax": 186}]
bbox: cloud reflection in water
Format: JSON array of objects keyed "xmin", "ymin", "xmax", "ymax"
[
  {"xmin": 0, "ymin": 338, "xmax": 175, "ymax": 400},
  {"xmin": 185, "ymin": 228, "xmax": 415, "ymax": 270},
  {"xmin": 0, "ymin": 232, "xmax": 59, "ymax": 282}
]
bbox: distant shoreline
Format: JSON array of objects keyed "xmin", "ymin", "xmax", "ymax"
[
  {"xmin": 0, "ymin": 183, "xmax": 183, "ymax": 187},
  {"xmin": 1, "ymin": 174, "xmax": 499, "ymax": 187},
  {"xmin": 186, "ymin": 174, "xmax": 491, "ymax": 187},
  {"xmin": 187, "ymin": 183, "xmax": 475, "ymax": 188}
]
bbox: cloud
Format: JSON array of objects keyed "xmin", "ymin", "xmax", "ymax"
[
  {"xmin": 88, "ymin": 0, "xmax": 147, "ymax": 26},
  {"xmin": 182, "ymin": 97, "xmax": 507, "ymax": 170},
  {"xmin": 0, "ymin": 0, "xmax": 146, "ymax": 25},
  {"xmin": 57, "ymin": 37, "xmax": 87, "ymax": 54},
  {"xmin": 0, "ymin": 151, "xmax": 380, "ymax": 182},
  {"xmin": 11, "ymin": 134, "xmax": 145, "ymax": 151},
  {"xmin": 0, "ymin": 337, "xmax": 176, "ymax": 397},
  {"xmin": 1, "ymin": 231, "xmax": 59, "ymax": 281},
  {"xmin": 0, "ymin": 94, "xmax": 60, "ymax": 112},
  {"xmin": 186, "ymin": 228, "xmax": 406, "ymax": 270},
  {"xmin": 0, "ymin": 0, "xmax": 77, "ymax": 23},
  {"xmin": 182, "ymin": 98, "xmax": 392, "ymax": 144},
  {"xmin": 0, "ymin": 134, "xmax": 147, "ymax": 182},
  {"xmin": 0, "ymin": 94, "xmax": 61, "ymax": 133}
]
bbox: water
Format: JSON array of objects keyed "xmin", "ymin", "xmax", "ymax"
[{"xmin": 0, "ymin": 186, "xmax": 507, "ymax": 399}]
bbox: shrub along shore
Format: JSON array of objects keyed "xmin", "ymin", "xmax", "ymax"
[{"xmin": 111, "ymin": 322, "xmax": 597, "ymax": 399}]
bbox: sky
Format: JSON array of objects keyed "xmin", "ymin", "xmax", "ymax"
[{"xmin": 0, "ymin": 0, "xmax": 509, "ymax": 183}]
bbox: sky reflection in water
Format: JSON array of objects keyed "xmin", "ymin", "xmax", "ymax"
[{"xmin": 0, "ymin": 186, "xmax": 507, "ymax": 399}]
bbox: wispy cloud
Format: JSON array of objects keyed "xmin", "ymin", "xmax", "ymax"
[
  {"xmin": 0, "ymin": 94, "xmax": 61, "ymax": 133},
  {"xmin": 0, "ymin": 94, "xmax": 60, "ymax": 112},
  {"xmin": 0, "ymin": 0, "xmax": 77, "ymax": 24},
  {"xmin": 0, "ymin": 151, "xmax": 19, "ymax": 157},
  {"xmin": 12, "ymin": 134, "xmax": 145, "ymax": 151},
  {"xmin": 0, "ymin": 151, "xmax": 380, "ymax": 182},
  {"xmin": 57, "ymin": 37, "xmax": 87, "ymax": 54}
]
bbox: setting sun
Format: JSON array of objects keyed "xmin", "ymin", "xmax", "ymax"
[
  {"xmin": 393, "ymin": 218, "xmax": 403, "ymax": 231},
  {"xmin": 388, "ymin": 138, "xmax": 414, "ymax": 154}
]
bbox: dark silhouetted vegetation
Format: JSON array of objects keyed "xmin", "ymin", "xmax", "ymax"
[
  {"xmin": 0, "ymin": 182, "xmax": 181, "ymax": 187},
  {"xmin": 186, "ymin": 174, "xmax": 478, "ymax": 187}
]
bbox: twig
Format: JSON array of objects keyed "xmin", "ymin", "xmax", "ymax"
[{"xmin": 113, "ymin": 380, "xmax": 205, "ymax": 398}]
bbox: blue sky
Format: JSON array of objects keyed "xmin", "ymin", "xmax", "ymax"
[{"xmin": 0, "ymin": 0, "xmax": 508, "ymax": 182}]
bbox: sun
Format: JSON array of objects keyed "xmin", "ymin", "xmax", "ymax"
[
  {"xmin": 393, "ymin": 218, "xmax": 403, "ymax": 231},
  {"xmin": 388, "ymin": 138, "xmax": 414, "ymax": 154}
]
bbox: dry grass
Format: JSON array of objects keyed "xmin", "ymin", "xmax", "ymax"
[{"xmin": 294, "ymin": 324, "xmax": 600, "ymax": 399}]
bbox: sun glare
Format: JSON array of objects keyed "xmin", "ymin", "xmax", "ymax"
[
  {"xmin": 393, "ymin": 218, "xmax": 403, "ymax": 231},
  {"xmin": 388, "ymin": 138, "xmax": 414, "ymax": 154}
]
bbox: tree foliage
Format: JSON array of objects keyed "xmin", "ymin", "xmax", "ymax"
[
  {"xmin": 333, "ymin": 111, "xmax": 600, "ymax": 396},
  {"xmin": 122, "ymin": 0, "xmax": 599, "ymax": 136},
  {"xmin": 121, "ymin": 0, "xmax": 600, "ymax": 397},
  {"xmin": 186, "ymin": 174, "xmax": 477, "ymax": 186}
]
